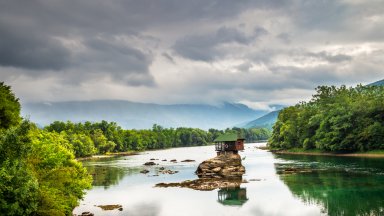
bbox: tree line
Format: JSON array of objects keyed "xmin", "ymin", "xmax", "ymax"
[
  {"xmin": 45, "ymin": 121, "xmax": 271, "ymax": 158},
  {"xmin": 269, "ymin": 85, "xmax": 384, "ymax": 152}
]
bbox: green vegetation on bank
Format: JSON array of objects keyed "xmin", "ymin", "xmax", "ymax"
[
  {"xmin": 0, "ymin": 82, "xmax": 91, "ymax": 216},
  {"xmin": 269, "ymin": 85, "xmax": 384, "ymax": 152},
  {"xmin": 45, "ymin": 121, "xmax": 271, "ymax": 158}
]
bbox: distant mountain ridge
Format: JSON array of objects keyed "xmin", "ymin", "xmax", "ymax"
[
  {"xmin": 22, "ymin": 100, "xmax": 268, "ymax": 130},
  {"xmin": 367, "ymin": 79, "xmax": 384, "ymax": 86},
  {"xmin": 241, "ymin": 110, "xmax": 280, "ymax": 129}
]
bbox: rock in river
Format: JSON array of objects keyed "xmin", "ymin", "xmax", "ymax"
[
  {"xmin": 155, "ymin": 152, "xmax": 246, "ymax": 190},
  {"xmin": 143, "ymin": 161, "xmax": 156, "ymax": 166},
  {"xmin": 195, "ymin": 153, "xmax": 245, "ymax": 178},
  {"xmin": 80, "ymin": 212, "xmax": 94, "ymax": 216},
  {"xmin": 181, "ymin": 159, "xmax": 196, "ymax": 162},
  {"xmin": 155, "ymin": 178, "xmax": 242, "ymax": 191}
]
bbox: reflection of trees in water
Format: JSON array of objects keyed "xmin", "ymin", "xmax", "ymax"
[
  {"xmin": 217, "ymin": 187, "xmax": 248, "ymax": 206},
  {"xmin": 275, "ymin": 154, "xmax": 384, "ymax": 216},
  {"xmin": 85, "ymin": 165, "xmax": 140, "ymax": 189}
]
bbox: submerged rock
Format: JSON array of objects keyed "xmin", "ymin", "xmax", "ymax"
[
  {"xmin": 97, "ymin": 204, "xmax": 123, "ymax": 211},
  {"xmin": 143, "ymin": 161, "xmax": 156, "ymax": 166},
  {"xmin": 140, "ymin": 169, "xmax": 150, "ymax": 174},
  {"xmin": 181, "ymin": 159, "xmax": 196, "ymax": 162},
  {"xmin": 80, "ymin": 212, "xmax": 94, "ymax": 216},
  {"xmin": 195, "ymin": 153, "xmax": 245, "ymax": 178},
  {"xmin": 160, "ymin": 169, "xmax": 179, "ymax": 175},
  {"xmin": 155, "ymin": 178, "xmax": 242, "ymax": 191}
]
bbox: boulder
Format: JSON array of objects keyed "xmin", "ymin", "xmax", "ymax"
[
  {"xmin": 143, "ymin": 161, "xmax": 156, "ymax": 166},
  {"xmin": 195, "ymin": 153, "xmax": 245, "ymax": 178}
]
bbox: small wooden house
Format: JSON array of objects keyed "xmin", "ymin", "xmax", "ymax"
[{"xmin": 214, "ymin": 133, "xmax": 244, "ymax": 155}]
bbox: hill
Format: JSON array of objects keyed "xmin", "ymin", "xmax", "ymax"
[
  {"xmin": 367, "ymin": 79, "xmax": 384, "ymax": 87},
  {"xmin": 21, "ymin": 100, "xmax": 267, "ymax": 130},
  {"xmin": 242, "ymin": 110, "xmax": 280, "ymax": 129}
]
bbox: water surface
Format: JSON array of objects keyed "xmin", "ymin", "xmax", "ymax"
[{"xmin": 73, "ymin": 143, "xmax": 384, "ymax": 216}]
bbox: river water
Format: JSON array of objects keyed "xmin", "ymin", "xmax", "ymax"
[{"xmin": 73, "ymin": 143, "xmax": 384, "ymax": 216}]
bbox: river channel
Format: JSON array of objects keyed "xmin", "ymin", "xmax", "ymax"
[{"xmin": 73, "ymin": 143, "xmax": 384, "ymax": 216}]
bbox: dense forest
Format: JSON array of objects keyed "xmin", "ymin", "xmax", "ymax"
[
  {"xmin": 0, "ymin": 82, "xmax": 270, "ymax": 215},
  {"xmin": 0, "ymin": 82, "xmax": 92, "ymax": 215},
  {"xmin": 45, "ymin": 121, "xmax": 271, "ymax": 158},
  {"xmin": 269, "ymin": 85, "xmax": 384, "ymax": 152}
]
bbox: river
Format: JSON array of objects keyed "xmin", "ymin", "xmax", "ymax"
[{"xmin": 73, "ymin": 143, "xmax": 384, "ymax": 216}]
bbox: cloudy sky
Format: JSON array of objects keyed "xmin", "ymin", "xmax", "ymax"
[{"xmin": 1, "ymin": 0, "xmax": 383, "ymax": 109}]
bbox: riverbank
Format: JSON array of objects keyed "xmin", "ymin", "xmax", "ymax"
[
  {"xmin": 269, "ymin": 148, "xmax": 384, "ymax": 158},
  {"xmin": 76, "ymin": 151, "xmax": 139, "ymax": 161}
]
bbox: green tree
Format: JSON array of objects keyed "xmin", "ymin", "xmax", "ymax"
[
  {"xmin": 0, "ymin": 82, "xmax": 21, "ymax": 130},
  {"xmin": 0, "ymin": 121, "xmax": 92, "ymax": 216},
  {"xmin": 269, "ymin": 85, "xmax": 384, "ymax": 152}
]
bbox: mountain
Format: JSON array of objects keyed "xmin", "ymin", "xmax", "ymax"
[
  {"xmin": 241, "ymin": 110, "xmax": 280, "ymax": 129},
  {"xmin": 21, "ymin": 100, "xmax": 268, "ymax": 130},
  {"xmin": 367, "ymin": 79, "xmax": 384, "ymax": 87}
]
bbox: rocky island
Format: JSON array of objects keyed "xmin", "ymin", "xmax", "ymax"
[
  {"xmin": 195, "ymin": 152, "xmax": 245, "ymax": 178},
  {"xmin": 156, "ymin": 133, "xmax": 246, "ymax": 191}
]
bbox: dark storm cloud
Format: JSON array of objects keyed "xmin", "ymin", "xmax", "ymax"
[
  {"xmin": 308, "ymin": 51, "xmax": 352, "ymax": 63},
  {"xmin": 173, "ymin": 26, "xmax": 263, "ymax": 61},
  {"xmin": 162, "ymin": 53, "xmax": 175, "ymax": 64},
  {"xmin": 84, "ymin": 36, "xmax": 153, "ymax": 73},
  {"xmin": 0, "ymin": 20, "xmax": 71, "ymax": 70},
  {"xmin": 1, "ymin": 0, "xmax": 383, "ymax": 104},
  {"xmin": 277, "ymin": 33, "xmax": 292, "ymax": 44},
  {"xmin": 291, "ymin": 0, "xmax": 348, "ymax": 30},
  {"xmin": 0, "ymin": 0, "xmax": 286, "ymax": 81},
  {"xmin": 254, "ymin": 27, "xmax": 269, "ymax": 38}
]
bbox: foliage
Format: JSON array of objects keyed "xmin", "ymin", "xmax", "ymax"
[
  {"xmin": 45, "ymin": 121, "xmax": 272, "ymax": 157},
  {"xmin": 269, "ymin": 85, "xmax": 384, "ymax": 152},
  {"xmin": 0, "ymin": 82, "xmax": 91, "ymax": 215},
  {"xmin": 0, "ymin": 82, "xmax": 21, "ymax": 130},
  {"xmin": 0, "ymin": 121, "xmax": 92, "ymax": 216}
]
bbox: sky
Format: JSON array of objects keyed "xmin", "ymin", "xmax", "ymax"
[{"xmin": 1, "ymin": 0, "xmax": 383, "ymax": 110}]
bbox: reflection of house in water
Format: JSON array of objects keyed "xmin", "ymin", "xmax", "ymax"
[{"xmin": 217, "ymin": 187, "xmax": 248, "ymax": 206}]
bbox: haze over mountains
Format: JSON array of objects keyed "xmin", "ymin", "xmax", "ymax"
[
  {"xmin": 21, "ymin": 80, "xmax": 383, "ymax": 130},
  {"xmin": 22, "ymin": 100, "xmax": 274, "ymax": 130}
]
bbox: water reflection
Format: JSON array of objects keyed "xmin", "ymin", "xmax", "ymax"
[
  {"xmin": 275, "ymin": 154, "xmax": 384, "ymax": 216},
  {"xmin": 83, "ymin": 157, "xmax": 141, "ymax": 189},
  {"xmin": 75, "ymin": 144, "xmax": 384, "ymax": 216},
  {"xmin": 217, "ymin": 187, "xmax": 248, "ymax": 206}
]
